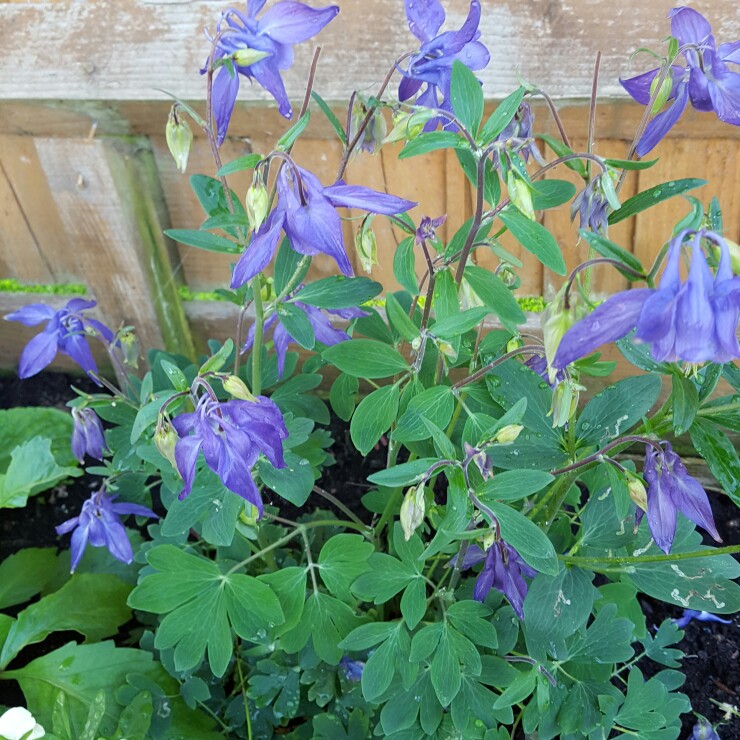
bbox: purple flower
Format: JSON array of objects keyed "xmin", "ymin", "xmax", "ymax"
[
  {"xmin": 172, "ymin": 394, "xmax": 288, "ymax": 516},
  {"xmin": 415, "ymin": 214, "xmax": 446, "ymax": 244},
  {"xmin": 207, "ymin": 1, "xmax": 339, "ymax": 145},
  {"xmin": 399, "ymin": 0, "xmax": 490, "ymax": 130},
  {"xmin": 4, "ymin": 299, "xmax": 113, "ymax": 381},
  {"xmin": 339, "ymin": 656, "xmax": 364, "ymax": 682},
  {"xmin": 621, "ymin": 7, "xmax": 740, "ymax": 156},
  {"xmin": 231, "ymin": 163, "xmax": 416, "ymax": 287},
  {"xmin": 494, "ymin": 102, "xmax": 544, "ymax": 166},
  {"xmin": 524, "ymin": 353, "xmax": 565, "ymax": 389},
  {"xmin": 455, "ymin": 541, "xmax": 537, "ymax": 620},
  {"xmin": 552, "ymin": 229, "xmax": 740, "ymax": 369},
  {"xmin": 56, "ymin": 490, "xmax": 157, "ymax": 572},
  {"xmin": 570, "ymin": 175, "xmax": 610, "ymax": 236},
  {"xmin": 673, "ymin": 609, "xmax": 732, "ymax": 629},
  {"xmin": 243, "ymin": 293, "xmax": 365, "ymax": 378},
  {"xmin": 692, "ymin": 717, "xmax": 721, "ymax": 740},
  {"xmin": 71, "ymin": 407, "xmax": 107, "ymax": 463},
  {"xmin": 636, "ymin": 442, "xmax": 721, "ymax": 555}
]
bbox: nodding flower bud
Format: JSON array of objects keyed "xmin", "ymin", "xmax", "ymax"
[
  {"xmin": 627, "ymin": 475, "xmax": 648, "ymax": 512},
  {"xmin": 166, "ymin": 106, "xmax": 193, "ymax": 174},
  {"xmin": 384, "ymin": 109, "xmax": 435, "ymax": 144},
  {"xmin": 506, "ymin": 169, "xmax": 535, "ymax": 221},
  {"xmin": 354, "ymin": 216, "xmax": 378, "ymax": 273},
  {"xmin": 400, "ymin": 483, "xmax": 426, "ymax": 541},
  {"xmin": 154, "ymin": 422, "xmax": 179, "ymax": 469},
  {"xmin": 506, "ymin": 336, "xmax": 524, "ymax": 354},
  {"xmin": 542, "ymin": 283, "xmax": 586, "ymax": 383},
  {"xmin": 649, "ymin": 73, "xmax": 673, "ymax": 115},
  {"xmin": 245, "ymin": 179, "xmax": 269, "ymax": 233},
  {"xmin": 239, "ymin": 502, "xmax": 261, "ymax": 527},
  {"xmin": 119, "ymin": 330, "xmax": 140, "ymax": 369},
  {"xmin": 711, "ymin": 238, "xmax": 740, "ymax": 275},
  {"xmin": 495, "ymin": 424, "xmax": 524, "ymax": 445},
  {"xmin": 231, "ymin": 48, "xmax": 271, "ymax": 67},
  {"xmin": 350, "ymin": 99, "xmax": 387, "ymax": 156},
  {"xmin": 549, "ymin": 379, "xmax": 582, "ymax": 428},
  {"xmin": 223, "ymin": 374, "xmax": 255, "ymax": 401},
  {"xmin": 435, "ymin": 339, "xmax": 457, "ymax": 361}
]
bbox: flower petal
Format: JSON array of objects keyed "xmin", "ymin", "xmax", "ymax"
[
  {"xmin": 645, "ymin": 467, "xmax": 678, "ymax": 555},
  {"xmin": 212, "ymin": 66, "xmax": 241, "ymax": 146},
  {"xmin": 175, "ymin": 436, "xmax": 203, "ymax": 500},
  {"xmin": 636, "ymin": 81, "xmax": 689, "ymax": 157},
  {"xmin": 669, "ymin": 7, "xmax": 713, "ymax": 47},
  {"xmin": 707, "ymin": 65, "xmax": 740, "ymax": 125},
  {"xmin": 719, "ymin": 40, "xmax": 740, "ymax": 65},
  {"xmin": 620, "ymin": 68, "xmax": 661, "ymax": 106},
  {"xmin": 250, "ymin": 58, "xmax": 292, "ymax": 117},
  {"xmin": 69, "ymin": 521, "xmax": 91, "ymax": 572},
  {"xmin": 18, "ymin": 330, "xmax": 58, "ymax": 379},
  {"xmin": 258, "ymin": 2, "xmax": 338, "ymax": 44},
  {"xmin": 231, "ymin": 210, "xmax": 285, "ymax": 288},
  {"xmin": 324, "ymin": 184, "xmax": 416, "ymax": 215},
  {"xmin": 4, "ymin": 303, "xmax": 55, "ymax": 327},
  {"xmin": 62, "ymin": 333, "xmax": 98, "ymax": 376},
  {"xmin": 404, "ymin": 0, "xmax": 446, "ymax": 43}
]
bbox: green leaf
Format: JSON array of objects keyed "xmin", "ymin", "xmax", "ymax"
[
  {"xmin": 537, "ymin": 134, "xmax": 587, "ymax": 178},
  {"xmin": 430, "ymin": 307, "xmax": 489, "ymax": 339},
  {"xmin": 614, "ymin": 669, "xmax": 670, "ymax": 732},
  {"xmin": 258, "ymin": 566, "xmax": 307, "ymax": 635},
  {"xmin": 477, "ymin": 470, "xmax": 554, "ymax": 502},
  {"xmin": 189, "ymin": 174, "xmax": 246, "ymax": 230},
  {"xmin": 329, "ymin": 373, "xmax": 359, "ymax": 422},
  {"xmin": 323, "ymin": 339, "xmax": 409, "ymax": 378},
  {"xmin": 393, "ymin": 386, "xmax": 455, "ymax": 443},
  {"xmin": 318, "ymin": 534, "xmax": 373, "ymax": 602},
  {"xmin": 258, "ymin": 450, "xmax": 315, "ymax": 507},
  {"xmin": 311, "ymin": 92, "xmax": 347, "ymax": 144},
  {"xmin": 292, "ymin": 276, "xmax": 382, "ymax": 309},
  {"xmin": 531, "ymin": 180, "xmax": 577, "ymax": 210},
  {"xmin": 127, "ymin": 545, "xmax": 284, "ymax": 676},
  {"xmin": 199, "ymin": 338, "xmax": 235, "ymax": 374},
  {"xmin": 0, "ymin": 437, "xmax": 81, "ymax": 509},
  {"xmin": 0, "ymin": 548, "xmax": 57, "ymax": 610},
  {"xmin": 399, "ymin": 131, "xmax": 465, "ymax": 159},
  {"xmin": 672, "ymin": 374, "xmax": 699, "ymax": 435},
  {"xmin": 608, "ymin": 178, "xmax": 706, "ymax": 225},
  {"xmin": 164, "ymin": 228, "xmax": 239, "ymax": 254},
  {"xmin": 385, "ymin": 292, "xmax": 420, "ymax": 342},
  {"xmin": 277, "ymin": 304, "xmax": 316, "ymax": 349},
  {"xmin": 350, "ymin": 383, "xmax": 400, "ymax": 455},
  {"xmin": 0, "ymin": 574, "xmax": 132, "ymax": 669},
  {"xmin": 456, "ymin": 149, "xmax": 500, "ymax": 206},
  {"xmin": 499, "ymin": 205, "xmax": 566, "ymax": 275},
  {"xmin": 431, "ymin": 627, "xmax": 463, "ymax": 706},
  {"xmin": 351, "ymin": 552, "xmax": 418, "ymax": 605},
  {"xmin": 579, "ymin": 230, "xmax": 646, "ymax": 278},
  {"xmin": 0, "ymin": 407, "xmax": 75, "ymax": 470},
  {"xmin": 367, "ymin": 457, "xmax": 442, "ymax": 487},
  {"xmin": 215, "ymin": 153, "xmax": 262, "ymax": 177},
  {"xmin": 493, "ymin": 669, "xmax": 536, "ymax": 710},
  {"xmin": 604, "ymin": 156, "xmax": 659, "ymax": 170},
  {"xmin": 450, "ymin": 60, "xmax": 484, "ymax": 134},
  {"xmin": 689, "ymin": 419, "xmax": 740, "ymax": 506},
  {"xmin": 447, "ymin": 601, "xmax": 497, "ymax": 649},
  {"xmin": 277, "ymin": 109, "xmax": 311, "ymax": 150},
  {"xmin": 274, "ymin": 236, "xmax": 310, "ymax": 294},
  {"xmin": 393, "ymin": 237, "xmax": 418, "ymax": 294},
  {"xmin": 479, "ymin": 87, "xmax": 526, "ymax": 143},
  {"xmin": 575, "ymin": 374, "xmax": 662, "ymax": 447},
  {"xmin": 567, "ymin": 603, "xmax": 635, "ymax": 663},
  {"xmin": 130, "ymin": 390, "xmax": 178, "ymax": 444}
]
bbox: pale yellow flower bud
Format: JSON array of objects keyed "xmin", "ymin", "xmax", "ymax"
[
  {"xmin": 627, "ymin": 476, "xmax": 648, "ymax": 512},
  {"xmin": 400, "ymin": 484, "xmax": 425, "ymax": 540},
  {"xmin": 154, "ymin": 423, "xmax": 179, "ymax": 469},
  {"xmin": 245, "ymin": 180, "xmax": 269, "ymax": 232},
  {"xmin": 223, "ymin": 375, "xmax": 255, "ymax": 401},
  {"xmin": 166, "ymin": 106, "xmax": 193, "ymax": 174},
  {"xmin": 354, "ymin": 216, "xmax": 378, "ymax": 273},
  {"xmin": 232, "ymin": 48, "xmax": 271, "ymax": 67},
  {"xmin": 495, "ymin": 424, "xmax": 524, "ymax": 444}
]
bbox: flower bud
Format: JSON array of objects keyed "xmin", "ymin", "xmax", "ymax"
[
  {"xmin": 154, "ymin": 422, "xmax": 179, "ymax": 469},
  {"xmin": 550, "ymin": 379, "xmax": 581, "ymax": 428},
  {"xmin": 119, "ymin": 330, "xmax": 140, "ymax": 369},
  {"xmin": 400, "ymin": 484, "xmax": 425, "ymax": 540},
  {"xmin": 350, "ymin": 99, "xmax": 387, "ymax": 156},
  {"xmin": 384, "ymin": 109, "xmax": 435, "ymax": 144},
  {"xmin": 245, "ymin": 179, "xmax": 269, "ymax": 232},
  {"xmin": 650, "ymin": 73, "xmax": 673, "ymax": 115},
  {"xmin": 166, "ymin": 106, "xmax": 193, "ymax": 174},
  {"xmin": 506, "ymin": 169, "xmax": 535, "ymax": 221},
  {"xmin": 411, "ymin": 336, "xmax": 423, "ymax": 352},
  {"xmin": 223, "ymin": 374, "xmax": 255, "ymax": 401},
  {"xmin": 436, "ymin": 339, "xmax": 457, "ymax": 360},
  {"xmin": 496, "ymin": 424, "xmax": 524, "ymax": 444},
  {"xmin": 232, "ymin": 48, "xmax": 270, "ymax": 67},
  {"xmin": 627, "ymin": 476, "xmax": 648, "ymax": 512},
  {"xmin": 481, "ymin": 530, "xmax": 497, "ymax": 551},
  {"xmin": 506, "ymin": 336, "xmax": 524, "ymax": 354},
  {"xmin": 354, "ymin": 216, "xmax": 378, "ymax": 273},
  {"xmin": 460, "ymin": 279, "xmax": 484, "ymax": 310},
  {"xmin": 542, "ymin": 283, "xmax": 587, "ymax": 383},
  {"xmin": 239, "ymin": 502, "xmax": 261, "ymax": 526}
]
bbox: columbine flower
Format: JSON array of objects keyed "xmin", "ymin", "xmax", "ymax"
[
  {"xmin": 207, "ymin": 1, "xmax": 339, "ymax": 145},
  {"xmin": 494, "ymin": 102, "xmax": 545, "ymax": 166},
  {"xmin": 71, "ymin": 407, "xmax": 107, "ymax": 463},
  {"xmin": 454, "ymin": 541, "xmax": 537, "ymax": 619},
  {"xmin": 552, "ymin": 229, "xmax": 740, "ymax": 370},
  {"xmin": 692, "ymin": 717, "xmax": 721, "ymax": 740},
  {"xmin": 622, "ymin": 7, "xmax": 740, "ymax": 156},
  {"xmin": 673, "ymin": 609, "xmax": 732, "ymax": 629},
  {"xmin": 231, "ymin": 163, "xmax": 415, "ymax": 287},
  {"xmin": 56, "ymin": 490, "xmax": 157, "ymax": 572},
  {"xmin": 172, "ymin": 394, "xmax": 288, "ymax": 515},
  {"xmin": 339, "ymin": 656, "xmax": 364, "ymax": 682},
  {"xmin": 571, "ymin": 175, "xmax": 610, "ymax": 235},
  {"xmin": 0, "ymin": 707, "xmax": 45, "ymax": 740},
  {"xmin": 636, "ymin": 442, "xmax": 721, "ymax": 555},
  {"xmin": 398, "ymin": 0, "xmax": 490, "ymax": 130},
  {"xmin": 4, "ymin": 299, "xmax": 113, "ymax": 381}
]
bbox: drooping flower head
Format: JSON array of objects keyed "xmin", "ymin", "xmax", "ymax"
[
  {"xmin": 56, "ymin": 489, "xmax": 157, "ymax": 572},
  {"xmin": 552, "ymin": 229, "xmax": 740, "ymax": 370},
  {"xmin": 71, "ymin": 407, "xmax": 108, "ymax": 463},
  {"xmin": 494, "ymin": 102, "xmax": 545, "ymax": 167},
  {"xmin": 231, "ymin": 162, "xmax": 416, "ymax": 287},
  {"xmin": 673, "ymin": 609, "xmax": 731, "ymax": 629},
  {"xmin": 399, "ymin": 0, "xmax": 490, "ymax": 130},
  {"xmin": 207, "ymin": 1, "xmax": 339, "ymax": 145},
  {"xmin": 4, "ymin": 299, "xmax": 113, "ymax": 382},
  {"xmin": 692, "ymin": 717, "xmax": 721, "ymax": 740},
  {"xmin": 621, "ymin": 7, "xmax": 740, "ymax": 156},
  {"xmin": 172, "ymin": 393, "xmax": 288, "ymax": 516},
  {"xmin": 570, "ymin": 174, "xmax": 610, "ymax": 236},
  {"xmin": 637, "ymin": 441, "xmax": 721, "ymax": 555},
  {"xmin": 242, "ymin": 289, "xmax": 366, "ymax": 378}
]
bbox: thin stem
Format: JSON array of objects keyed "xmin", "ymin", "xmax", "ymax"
[
  {"xmin": 550, "ymin": 435, "xmax": 662, "ymax": 477},
  {"xmin": 561, "ymin": 543, "xmax": 740, "ymax": 566},
  {"xmin": 454, "ymin": 151, "xmax": 486, "ymax": 285},
  {"xmin": 312, "ymin": 485, "xmax": 370, "ymax": 533},
  {"xmin": 452, "ymin": 344, "xmax": 544, "ymax": 390},
  {"xmin": 235, "ymin": 653, "xmax": 253, "ymax": 740},
  {"xmin": 297, "ymin": 47, "xmax": 321, "ymax": 123},
  {"xmin": 233, "ymin": 303, "xmax": 252, "ymax": 376},
  {"xmin": 534, "ymin": 89, "xmax": 571, "ymax": 147},
  {"xmin": 586, "ymin": 51, "xmax": 601, "ymax": 179},
  {"xmin": 250, "ymin": 287, "xmax": 264, "ymax": 396}
]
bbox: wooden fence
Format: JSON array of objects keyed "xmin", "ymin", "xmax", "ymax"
[{"xmin": 1, "ymin": 0, "xmax": 739, "ymax": 374}]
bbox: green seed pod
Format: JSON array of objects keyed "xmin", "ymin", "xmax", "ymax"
[{"xmin": 166, "ymin": 106, "xmax": 193, "ymax": 174}]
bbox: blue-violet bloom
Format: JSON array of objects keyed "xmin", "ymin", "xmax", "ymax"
[
  {"xmin": 4, "ymin": 299, "xmax": 113, "ymax": 382},
  {"xmin": 339, "ymin": 656, "xmax": 364, "ymax": 682},
  {"xmin": 399, "ymin": 0, "xmax": 490, "ymax": 130},
  {"xmin": 621, "ymin": 7, "xmax": 740, "ymax": 156},
  {"xmin": 571, "ymin": 175, "xmax": 610, "ymax": 236},
  {"xmin": 243, "ymin": 292, "xmax": 365, "ymax": 378},
  {"xmin": 673, "ymin": 609, "xmax": 732, "ymax": 629},
  {"xmin": 692, "ymin": 717, "xmax": 721, "ymax": 740},
  {"xmin": 172, "ymin": 394, "xmax": 288, "ymax": 516},
  {"xmin": 637, "ymin": 442, "xmax": 721, "ymax": 555},
  {"xmin": 455, "ymin": 541, "xmax": 537, "ymax": 619},
  {"xmin": 208, "ymin": 1, "xmax": 339, "ymax": 145},
  {"xmin": 231, "ymin": 163, "xmax": 416, "ymax": 287},
  {"xmin": 494, "ymin": 102, "xmax": 545, "ymax": 166},
  {"xmin": 71, "ymin": 407, "xmax": 107, "ymax": 463},
  {"xmin": 553, "ymin": 229, "xmax": 740, "ymax": 370},
  {"xmin": 56, "ymin": 490, "xmax": 157, "ymax": 572}
]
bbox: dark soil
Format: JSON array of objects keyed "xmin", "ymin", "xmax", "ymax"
[{"xmin": 1, "ymin": 371, "xmax": 739, "ymax": 738}]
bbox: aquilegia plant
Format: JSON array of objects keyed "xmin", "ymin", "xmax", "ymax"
[{"xmin": 2, "ymin": 2, "xmax": 740, "ymax": 738}]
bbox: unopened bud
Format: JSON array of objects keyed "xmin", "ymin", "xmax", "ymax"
[
  {"xmin": 166, "ymin": 106, "xmax": 193, "ymax": 174},
  {"xmin": 542, "ymin": 283, "xmax": 587, "ymax": 382},
  {"xmin": 119, "ymin": 331, "xmax": 140, "ymax": 369},
  {"xmin": 650, "ymin": 74, "xmax": 673, "ymax": 115},
  {"xmin": 350, "ymin": 99, "xmax": 387, "ymax": 156},
  {"xmin": 411, "ymin": 336, "xmax": 423, "ymax": 352},
  {"xmin": 627, "ymin": 476, "xmax": 648, "ymax": 512},
  {"xmin": 506, "ymin": 170, "xmax": 535, "ymax": 220},
  {"xmin": 245, "ymin": 180, "xmax": 269, "ymax": 232},
  {"xmin": 481, "ymin": 530, "xmax": 497, "ymax": 551},
  {"xmin": 400, "ymin": 484, "xmax": 425, "ymax": 540},
  {"xmin": 460, "ymin": 279, "xmax": 484, "ymax": 310},
  {"xmin": 384, "ymin": 109, "xmax": 435, "ymax": 144},
  {"xmin": 355, "ymin": 216, "xmax": 378, "ymax": 273},
  {"xmin": 506, "ymin": 336, "xmax": 523, "ymax": 354},
  {"xmin": 550, "ymin": 379, "xmax": 581, "ymax": 428},
  {"xmin": 239, "ymin": 502, "xmax": 261, "ymax": 526},
  {"xmin": 223, "ymin": 375, "xmax": 255, "ymax": 401},
  {"xmin": 154, "ymin": 423, "xmax": 179, "ymax": 468},
  {"xmin": 496, "ymin": 424, "xmax": 524, "ymax": 444},
  {"xmin": 436, "ymin": 340, "xmax": 457, "ymax": 360},
  {"xmin": 712, "ymin": 238, "xmax": 740, "ymax": 275},
  {"xmin": 232, "ymin": 48, "xmax": 271, "ymax": 67}
]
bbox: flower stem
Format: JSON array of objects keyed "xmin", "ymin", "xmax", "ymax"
[
  {"xmin": 561, "ymin": 543, "xmax": 740, "ymax": 566},
  {"xmin": 250, "ymin": 286, "xmax": 264, "ymax": 396}
]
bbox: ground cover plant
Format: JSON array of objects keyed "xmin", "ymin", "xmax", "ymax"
[{"xmin": 1, "ymin": 1, "xmax": 740, "ymax": 738}]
